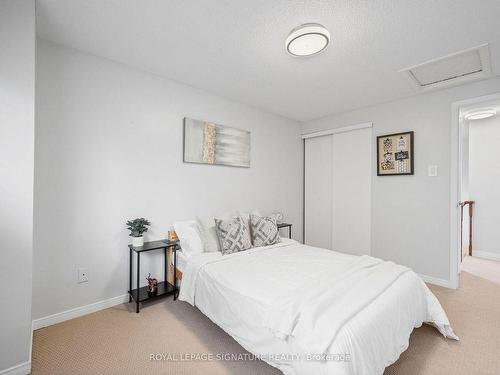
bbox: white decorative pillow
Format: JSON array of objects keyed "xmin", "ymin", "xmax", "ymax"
[
  {"xmin": 214, "ymin": 216, "xmax": 252, "ymax": 255},
  {"xmin": 196, "ymin": 216, "xmax": 220, "ymax": 252},
  {"xmin": 172, "ymin": 220, "xmax": 204, "ymax": 257},
  {"xmin": 250, "ymin": 214, "xmax": 280, "ymax": 247},
  {"xmin": 238, "ymin": 209, "xmax": 262, "ymax": 237}
]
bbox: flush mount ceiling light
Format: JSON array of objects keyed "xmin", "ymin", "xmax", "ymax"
[
  {"xmin": 463, "ymin": 108, "xmax": 497, "ymax": 120},
  {"xmin": 286, "ymin": 23, "xmax": 330, "ymax": 57}
]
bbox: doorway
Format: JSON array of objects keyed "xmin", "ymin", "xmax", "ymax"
[{"xmin": 452, "ymin": 93, "xmax": 500, "ymax": 285}]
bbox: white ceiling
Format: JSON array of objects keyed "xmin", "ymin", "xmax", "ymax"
[{"xmin": 36, "ymin": 0, "xmax": 500, "ymax": 122}]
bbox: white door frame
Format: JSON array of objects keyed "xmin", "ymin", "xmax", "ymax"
[
  {"xmin": 302, "ymin": 122, "xmax": 373, "ymax": 140},
  {"xmin": 450, "ymin": 92, "xmax": 500, "ymax": 289}
]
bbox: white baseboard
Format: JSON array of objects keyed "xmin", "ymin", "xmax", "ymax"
[
  {"xmin": 473, "ymin": 250, "xmax": 500, "ymax": 261},
  {"xmin": 418, "ymin": 273, "xmax": 456, "ymax": 289},
  {"xmin": 0, "ymin": 361, "xmax": 30, "ymax": 375},
  {"xmin": 32, "ymin": 294, "xmax": 129, "ymax": 330}
]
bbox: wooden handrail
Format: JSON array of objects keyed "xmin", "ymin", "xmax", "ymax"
[{"xmin": 460, "ymin": 201, "xmax": 475, "ymax": 259}]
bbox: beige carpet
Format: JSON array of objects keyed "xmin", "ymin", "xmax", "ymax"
[{"xmin": 32, "ymin": 272, "xmax": 500, "ymax": 375}]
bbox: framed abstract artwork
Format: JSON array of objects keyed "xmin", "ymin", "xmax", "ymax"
[
  {"xmin": 183, "ymin": 117, "xmax": 251, "ymax": 168},
  {"xmin": 376, "ymin": 131, "xmax": 414, "ymax": 176}
]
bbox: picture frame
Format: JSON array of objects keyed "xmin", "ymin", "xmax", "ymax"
[
  {"xmin": 183, "ymin": 117, "xmax": 251, "ymax": 168},
  {"xmin": 376, "ymin": 131, "xmax": 414, "ymax": 176}
]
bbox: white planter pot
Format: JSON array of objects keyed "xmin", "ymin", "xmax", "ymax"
[{"xmin": 132, "ymin": 236, "xmax": 144, "ymax": 247}]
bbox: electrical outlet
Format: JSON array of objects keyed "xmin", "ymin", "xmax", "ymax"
[{"xmin": 78, "ymin": 268, "xmax": 89, "ymax": 283}]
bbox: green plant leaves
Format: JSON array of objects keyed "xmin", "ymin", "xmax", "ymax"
[{"xmin": 126, "ymin": 217, "xmax": 151, "ymax": 237}]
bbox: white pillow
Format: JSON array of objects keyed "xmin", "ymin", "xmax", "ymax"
[
  {"xmin": 173, "ymin": 220, "xmax": 204, "ymax": 257},
  {"xmin": 238, "ymin": 209, "xmax": 262, "ymax": 236},
  {"xmin": 196, "ymin": 216, "xmax": 220, "ymax": 252}
]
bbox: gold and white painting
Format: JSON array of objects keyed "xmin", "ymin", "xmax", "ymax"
[
  {"xmin": 183, "ymin": 118, "xmax": 251, "ymax": 167},
  {"xmin": 377, "ymin": 131, "xmax": 414, "ymax": 175}
]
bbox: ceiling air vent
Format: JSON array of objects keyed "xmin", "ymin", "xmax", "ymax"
[{"xmin": 400, "ymin": 44, "xmax": 492, "ymax": 91}]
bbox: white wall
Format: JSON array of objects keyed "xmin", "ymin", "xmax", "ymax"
[
  {"xmin": 460, "ymin": 120, "xmax": 471, "ymax": 256},
  {"xmin": 302, "ymin": 77, "xmax": 500, "ymax": 283},
  {"xmin": 460, "ymin": 120, "xmax": 470, "ymax": 201},
  {"xmin": 0, "ymin": 0, "xmax": 35, "ymax": 373},
  {"xmin": 33, "ymin": 40, "xmax": 302, "ymax": 319},
  {"xmin": 468, "ymin": 114, "xmax": 500, "ymax": 257}
]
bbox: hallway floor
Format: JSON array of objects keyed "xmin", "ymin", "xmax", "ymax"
[{"xmin": 461, "ymin": 255, "xmax": 500, "ymax": 284}]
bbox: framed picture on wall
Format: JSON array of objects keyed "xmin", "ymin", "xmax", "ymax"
[
  {"xmin": 376, "ymin": 131, "xmax": 414, "ymax": 176},
  {"xmin": 183, "ymin": 117, "xmax": 251, "ymax": 168}
]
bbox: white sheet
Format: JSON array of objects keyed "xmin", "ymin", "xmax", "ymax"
[
  {"xmin": 176, "ymin": 250, "xmax": 188, "ymax": 273},
  {"xmin": 179, "ymin": 239, "xmax": 457, "ymax": 375}
]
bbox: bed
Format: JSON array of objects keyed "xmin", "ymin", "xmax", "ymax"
[
  {"xmin": 175, "ymin": 249, "xmax": 189, "ymax": 275},
  {"xmin": 177, "ymin": 238, "xmax": 457, "ymax": 375}
]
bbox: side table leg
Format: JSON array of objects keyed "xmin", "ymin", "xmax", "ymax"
[
  {"xmin": 164, "ymin": 247, "xmax": 167, "ymax": 289},
  {"xmin": 129, "ymin": 248, "xmax": 132, "ymax": 303},
  {"xmin": 136, "ymin": 252, "xmax": 140, "ymax": 313},
  {"xmin": 173, "ymin": 246, "xmax": 178, "ymax": 301}
]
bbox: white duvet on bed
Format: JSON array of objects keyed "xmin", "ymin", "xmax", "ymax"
[
  {"xmin": 179, "ymin": 239, "xmax": 457, "ymax": 375},
  {"xmin": 175, "ymin": 250, "xmax": 189, "ymax": 273}
]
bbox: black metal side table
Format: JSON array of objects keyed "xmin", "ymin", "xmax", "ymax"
[
  {"xmin": 128, "ymin": 240, "xmax": 178, "ymax": 313},
  {"xmin": 277, "ymin": 223, "xmax": 292, "ymax": 239}
]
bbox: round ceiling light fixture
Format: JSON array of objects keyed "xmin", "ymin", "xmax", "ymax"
[
  {"xmin": 463, "ymin": 108, "xmax": 497, "ymax": 120},
  {"xmin": 286, "ymin": 23, "xmax": 330, "ymax": 57}
]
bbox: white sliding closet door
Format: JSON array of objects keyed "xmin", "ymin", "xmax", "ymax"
[
  {"xmin": 331, "ymin": 128, "xmax": 371, "ymax": 255},
  {"xmin": 304, "ymin": 125, "xmax": 371, "ymax": 255},
  {"xmin": 304, "ymin": 135, "xmax": 333, "ymax": 249}
]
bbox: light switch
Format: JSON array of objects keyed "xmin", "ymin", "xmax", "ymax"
[{"xmin": 428, "ymin": 165, "xmax": 438, "ymax": 177}]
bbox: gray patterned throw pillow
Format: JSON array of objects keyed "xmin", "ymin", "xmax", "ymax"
[
  {"xmin": 214, "ymin": 216, "xmax": 252, "ymax": 255},
  {"xmin": 250, "ymin": 214, "xmax": 280, "ymax": 247}
]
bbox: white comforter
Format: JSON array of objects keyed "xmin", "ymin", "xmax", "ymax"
[{"xmin": 179, "ymin": 239, "xmax": 457, "ymax": 375}]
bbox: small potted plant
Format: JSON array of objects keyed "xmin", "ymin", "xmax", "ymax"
[{"xmin": 126, "ymin": 218, "xmax": 151, "ymax": 247}]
